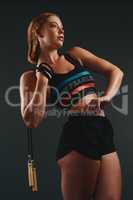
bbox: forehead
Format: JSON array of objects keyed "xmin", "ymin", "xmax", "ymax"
[{"xmin": 47, "ymin": 15, "xmax": 63, "ymax": 27}]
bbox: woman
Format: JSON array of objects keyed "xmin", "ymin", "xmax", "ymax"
[{"xmin": 20, "ymin": 12, "xmax": 124, "ymax": 200}]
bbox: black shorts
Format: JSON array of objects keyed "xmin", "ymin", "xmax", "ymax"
[{"xmin": 56, "ymin": 113, "xmax": 116, "ymax": 161}]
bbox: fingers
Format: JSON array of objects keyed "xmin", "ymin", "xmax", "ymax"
[
  {"xmin": 100, "ymin": 101, "xmax": 104, "ymax": 109},
  {"xmin": 82, "ymin": 96, "xmax": 110, "ymax": 115},
  {"xmin": 85, "ymin": 98, "xmax": 101, "ymax": 115},
  {"xmin": 99, "ymin": 97, "xmax": 109, "ymax": 109}
]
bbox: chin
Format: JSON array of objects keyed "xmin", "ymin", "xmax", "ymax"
[{"xmin": 54, "ymin": 41, "xmax": 64, "ymax": 49}]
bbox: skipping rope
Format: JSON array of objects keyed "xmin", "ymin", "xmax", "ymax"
[{"xmin": 26, "ymin": 127, "xmax": 38, "ymax": 192}]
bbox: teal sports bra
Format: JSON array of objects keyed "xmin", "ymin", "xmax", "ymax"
[{"xmin": 46, "ymin": 52, "xmax": 98, "ymax": 111}]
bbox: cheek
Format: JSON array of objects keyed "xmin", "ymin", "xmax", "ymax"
[{"xmin": 47, "ymin": 30, "xmax": 57, "ymax": 41}]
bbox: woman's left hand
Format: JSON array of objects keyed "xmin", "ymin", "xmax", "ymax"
[
  {"xmin": 86, "ymin": 95, "xmax": 111, "ymax": 114},
  {"xmin": 98, "ymin": 95, "xmax": 112, "ymax": 109}
]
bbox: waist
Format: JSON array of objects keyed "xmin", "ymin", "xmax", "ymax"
[{"xmin": 68, "ymin": 93, "xmax": 105, "ymax": 117}]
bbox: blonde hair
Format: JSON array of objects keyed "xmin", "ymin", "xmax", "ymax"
[{"xmin": 27, "ymin": 12, "xmax": 60, "ymax": 65}]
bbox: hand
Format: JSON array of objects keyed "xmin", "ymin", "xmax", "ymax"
[
  {"xmin": 98, "ymin": 95, "xmax": 111, "ymax": 109},
  {"xmin": 86, "ymin": 98, "xmax": 101, "ymax": 114},
  {"xmin": 86, "ymin": 95, "xmax": 111, "ymax": 114}
]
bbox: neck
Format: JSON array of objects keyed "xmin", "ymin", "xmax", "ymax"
[{"xmin": 37, "ymin": 47, "xmax": 60, "ymax": 67}]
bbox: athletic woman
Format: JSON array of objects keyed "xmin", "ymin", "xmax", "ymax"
[{"xmin": 20, "ymin": 12, "xmax": 124, "ymax": 200}]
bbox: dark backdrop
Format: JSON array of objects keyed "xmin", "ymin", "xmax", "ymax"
[{"xmin": 0, "ymin": 1, "xmax": 130, "ymax": 200}]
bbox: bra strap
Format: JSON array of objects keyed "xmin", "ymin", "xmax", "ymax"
[{"xmin": 64, "ymin": 52, "xmax": 81, "ymax": 67}]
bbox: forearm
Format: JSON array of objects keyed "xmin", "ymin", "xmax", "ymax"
[
  {"xmin": 30, "ymin": 78, "xmax": 48, "ymax": 110},
  {"xmin": 23, "ymin": 78, "xmax": 48, "ymax": 128},
  {"xmin": 103, "ymin": 68, "xmax": 124, "ymax": 100}
]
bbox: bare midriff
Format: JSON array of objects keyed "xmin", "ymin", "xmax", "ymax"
[{"xmin": 69, "ymin": 92, "xmax": 105, "ymax": 117}]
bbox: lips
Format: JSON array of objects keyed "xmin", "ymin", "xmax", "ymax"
[{"xmin": 58, "ymin": 36, "xmax": 64, "ymax": 41}]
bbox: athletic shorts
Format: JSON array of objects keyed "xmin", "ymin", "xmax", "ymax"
[{"xmin": 56, "ymin": 113, "xmax": 116, "ymax": 161}]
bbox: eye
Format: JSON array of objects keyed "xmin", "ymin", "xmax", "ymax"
[
  {"xmin": 50, "ymin": 24, "xmax": 56, "ymax": 27},
  {"xmin": 49, "ymin": 22, "xmax": 64, "ymax": 32}
]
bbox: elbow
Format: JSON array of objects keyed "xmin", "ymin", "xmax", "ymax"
[
  {"xmin": 22, "ymin": 108, "xmax": 45, "ymax": 128},
  {"xmin": 23, "ymin": 120, "xmax": 39, "ymax": 129},
  {"xmin": 23, "ymin": 115, "xmax": 44, "ymax": 129},
  {"xmin": 119, "ymin": 69, "xmax": 124, "ymax": 82},
  {"xmin": 119, "ymin": 69, "xmax": 124, "ymax": 77},
  {"xmin": 113, "ymin": 68, "xmax": 124, "ymax": 76},
  {"xmin": 112, "ymin": 68, "xmax": 124, "ymax": 79}
]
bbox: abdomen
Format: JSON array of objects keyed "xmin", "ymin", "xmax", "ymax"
[{"xmin": 69, "ymin": 93, "xmax": 105, "ymax": 117}]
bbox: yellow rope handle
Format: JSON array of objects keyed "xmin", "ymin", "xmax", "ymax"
[
  {"xmin": 32, "ymin": 167, "xmax": 38, "ymax": 192},
  {"xmin": 28, "ymin": 160, "xmax": 38, "ymax": 192},
  {"xmin": 28, "ymin": 161, "xmax": 34, "ymax": 187}
]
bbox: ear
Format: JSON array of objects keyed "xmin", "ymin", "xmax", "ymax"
[
  {"xmin": 36, "ymin": 32, "xmax": 44, "ymax": 38},
  {"xmin": 35, "ymin": 29, "xmax": 44, "ymax": 38}
]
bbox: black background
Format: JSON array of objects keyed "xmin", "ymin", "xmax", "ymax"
[{"xmin": 0, "ymin": 1, "xmax": 131, "ymax": 199}]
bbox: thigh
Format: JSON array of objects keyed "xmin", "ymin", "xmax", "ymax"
[
  {"xmin": 94, "ymin": 152, "xmax": 122, "ymax": 200},
  {"xmin": 57, "ymin": 150, "xmax": 101, "ymax": 200}
]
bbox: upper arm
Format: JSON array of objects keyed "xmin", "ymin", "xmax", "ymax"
[
  {"xmin": 19, "ymin": 70, "xmax": 37, "ymax": 118},
  {"xmin": 67, "ymin": 46, "xmax": 123, "ymax": 76}
]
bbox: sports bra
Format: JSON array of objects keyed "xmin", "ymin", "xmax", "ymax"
[{"xmin": 37, "ymin": 52, "xmax": 98, "ymax": 111}]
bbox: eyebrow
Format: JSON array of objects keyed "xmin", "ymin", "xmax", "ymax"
[{"xmin": 49, "ymin": 21, "xmax": 64, "ymax": 29}]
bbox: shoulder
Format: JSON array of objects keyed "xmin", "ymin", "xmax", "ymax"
[
  {"xmin": 66, "ymin": 46, "xmax": 93, "ymax": 66},
  {"xmin": 66, "ymin": 46, "xmax": 84, "ymax": 66},
  {"xmin": 67, "ymin": 46, "xmax": 84, "ymax": 53}
]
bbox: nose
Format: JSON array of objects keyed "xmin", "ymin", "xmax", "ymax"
[{"xmin": 58, "ymin": 27, "xmax": 64, "ymax": 34}]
